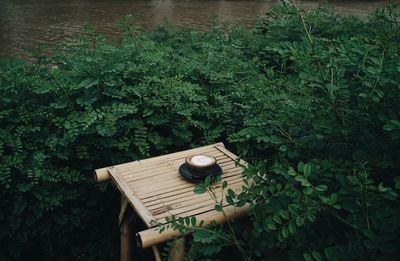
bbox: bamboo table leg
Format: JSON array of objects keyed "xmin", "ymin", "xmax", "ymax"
[
  {"xmin": 152, "ymin": 246, "xmax": 162, "ymax": 261},
  {"xmin": 120, "ymin": 196, "xmax": 136, "ymax": 261},
  {"xmin": 121, "ymin": 218, "xmax": 132, "ymax": 261},
  {"xmin": 168, "ymin": 238, "xmax": 185, "ymax": 261}
]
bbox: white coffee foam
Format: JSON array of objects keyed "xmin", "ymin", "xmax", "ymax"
[{"xmin": 191, "ymin": 155, "xmax": 214, "ymax": 166}]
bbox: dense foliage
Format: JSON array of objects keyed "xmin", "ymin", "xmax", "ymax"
[
  {"xmin": 176, "ymin": 3, "xmax": 400, "ymax": 260},
  {"xmin": 0, "ymin": 2, "xmax": 399, "ymax": 260}
]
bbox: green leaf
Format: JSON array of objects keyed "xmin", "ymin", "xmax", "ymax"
[
  {"xmin": 303, "ymin": 187, "xmax": 313, "ymax": 195},
  {"xmin": 193, "ymin": 229, "xmax": 217, "ymax": 243},
  {"xmin": 288, "ymin": 204, "xmax": 298, "ymax": 215},
  {"xmin": 280, "ymin": 210, "xmax": 290, "ymax": 219},
  {"xmin": 78, "ymin": 78, "xmax": 99, "ymax": 89},
  {"xmin": 329, "ymin": 193, "xmax": 337, "ymax": 204},
  {"xmin": 296, "ymin": 217, "xmax": 304, "ymax": 227},
  {"xmin": 324, "ymin": 247, "xmax": 334, "ymax": 260},
  {"xmin": 193, "ymin": 185, "xmax": 206, "ymax": 194},
  {"xmin": 304, "ymin": 253, "xmax": 313, "ymax": 261},
  {"xmin": 395, "ymin": 177, "xmax": 400, "ymax": 189},
  {"xmin": 315, "ymin": 185, "xmax": 328, "ymax": 192},
  {"xmin": 303, "ymin": 164, "xmax": 312, "ymax": 177},
  {"xmin": 273, "ymin": 215, "xmax": 282, "ymax": 224},
  {"xmin": 236, "ymin": 199, "xmax": 246, "ymax": 207},
  {"xmin": 298, "ymin": 161, "xmax": 305, "ymax": 172},
  {"xmin": 204, "ymin": 176, "xmax": 212, "ymax": 186},
  {"xmin": 267, "ymin": 223, "xmax": 277, "ymax": 230},
  {"xmin": 378, "ymin": 182, "xmax": 389, "ymax": 192},
  {"xmin": 312, "ymin": 251, "xmax": 322, "ymax": 261},
  {"xmin": 288, "ymin": 222, "xmax": 296, "ymax": 234},
  {"xmin": 296, "ymin": 175, "xmax": 311, "ymax": 187},
  {"xmin": 226, "ymin": 196, "xmax": 234, "ymax": 205},
  {"xmin": 201, "ymin": 244, "xmax": 222, "ymax": 256},
  {"xmin": 214, "ymin": 205, "xmax": 223, "ymax": 212},
  {"xmin": 333, "ymin": 204, "xmax": 341, "ymax": 210},
  {"xmin": 383, "ymin": 120, "xmax": 400, "ymax": 131},
  {"xmin": 277, "ymin": 230, "xmax": 284, "ymax": 242},
  {"xmin": 282, "ymin": 226, "xmax": 289, "ymax": 238},
  {"xmin": 295, "ymin": 175, "xmax": 305, "ymax": 182},
  {"xmin": 191, "ymin": 216, "xmax": 197, "ymax": 226},
  {"xmin": 227, "ymin": 189, "xmax": 236, "ymax": 199},
  {"xmin": 288, "ymin": 167, "xmax": 297, "ymax": 176}
]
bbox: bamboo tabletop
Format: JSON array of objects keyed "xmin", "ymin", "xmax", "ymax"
[{"xmin": 98, "ymin": 142, "xmax": 248, "ymax": 228}]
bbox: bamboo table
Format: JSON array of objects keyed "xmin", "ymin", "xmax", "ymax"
[{"xmin": 94, "ymin": 142, "xmax": 250, "ymax": 261}]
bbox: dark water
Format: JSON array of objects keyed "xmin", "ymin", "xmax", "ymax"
[{"xmin": 0, "ymin": 0, "xmax": 388, "ymax": 57}]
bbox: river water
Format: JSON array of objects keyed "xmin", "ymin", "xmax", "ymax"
[{"xmin": 0, "ymin": 0, "xmax": 388, "ymax": 57}]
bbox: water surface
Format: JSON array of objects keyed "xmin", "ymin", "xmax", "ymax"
[{"xmin": 0, "ymin": 0, "xmax": 388, "ymax": 57}]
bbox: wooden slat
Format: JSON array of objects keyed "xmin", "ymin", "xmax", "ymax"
[
  {"xmin": 114, "ymin": 143, "xmax": 225, "ymax": 173},
  {"xmin": 131, "ymin": 168, "xmax": 243, "ymax": 195},
  {"xmin": 124, "ymin": 162, "xmax": 239, "ymax": 185},
  {"xmin": 155, "ymin": 202, "xmax": 242, "ymax": 226},
  {"xmin": 94, "ymin": 147, "xmax": 224, "ymax": 183},
  {"xmin": 132, "ymin": 173, "xmax": 244, "ymax": 199},
  {"xmin": 127, "ymin": 163, "xmax": 240, "ymax": 188},
  {"xmin": 141, "ymin": 177, "xmax": 244, "ymax": 205},
  {"xmin": 121, "ymin": 155, "xmax": 228, "ymax": 179},
  {"xmin": 150, "ymin": 188, "xmax": 243, "ymax": 218},
  {"xmin": 134, "ymin": 166, "xmax": 243, "ymax": 193},
  {"xmin": 137, "ymin": 143, "xmax": 224, "ymax": 165},
  {"xmin": 143, "ymin": 179, "xmax": 244, "ymax": 209},
  {"xmin": 128, "ymin": 163, "xmax": 243, "ymax": 191},
  {"xmin": 155, "ymin": 202, "xmax": 231, "ymax": 224},
  {"xmin": 215, "ymin": 145, "xmax": 247, "ymax": 167},
  {"xmin": 118, "ymin": 153, "xmax": 233, "ymax": 181},
  {"xmin": 148, "ymin": 184, "xmax": 244, "ymax": 216},
  {"xmin": 122, "ymin": 164, "xmax": 174, "ymax": 183},
  {"xmin": 152, "ymin": 185, "xmax": 244, "ymax": 220},
  {"xmin": 108, "ymin": 167, "xmax": 157, "ymax": 227},
  {"xmin": 118, "ymin": 151, "xmax": 225, "ymax": 175},
  {"xmin": 154, "ymin": 196, "xmax": 231, "ymax": 220}
]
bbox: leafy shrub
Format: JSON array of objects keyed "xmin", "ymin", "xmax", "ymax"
[
  {"xmin": 180, "ymin": 3, "xmax": 400, "ymax": 261},
  {"xmin": 0, "ymin": 2, "xmax": 399, "ymax": 260},
  {"xmin": 0, "ymin": 15, "xmax": 263, "ymax": 260}
]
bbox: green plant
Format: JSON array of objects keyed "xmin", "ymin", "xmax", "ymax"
[
  {"xmin": 159, "ymin": 2, "xmax": 400, "ymax": 260},
  {"xmin": 0, "ymin": 2, "xmax": 399, "ymax": 260},
  {"xmin": 0, "ymin": 17, "xmax": 261, "ymax": 260},
  {"xmin": 160, "ymin": 176, "xmax": 250, "ymax": 261}
]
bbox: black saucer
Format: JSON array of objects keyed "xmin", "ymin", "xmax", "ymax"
[{"xmin": 179, "ymin": 163, "xmax": 223, "ymax": 183}]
